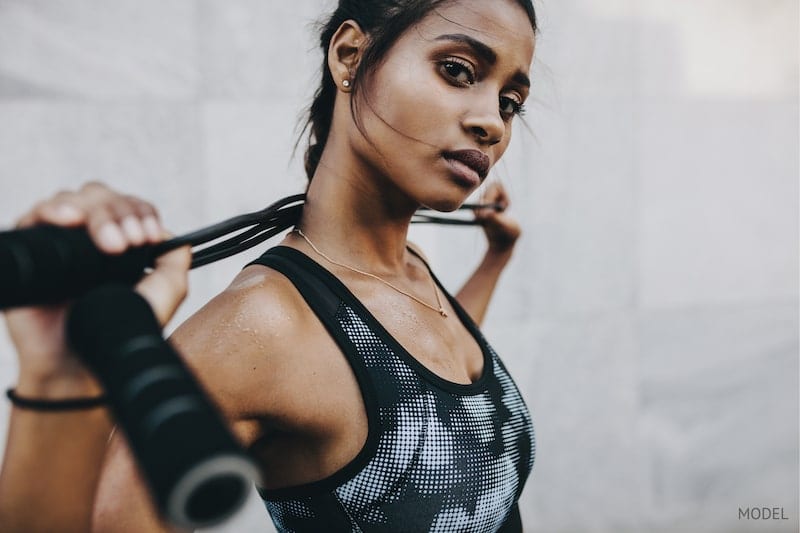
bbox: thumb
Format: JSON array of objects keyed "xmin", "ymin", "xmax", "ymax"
[{"xmin": 135, "ymin": 239, "xmax": 191, "ymax": 327}]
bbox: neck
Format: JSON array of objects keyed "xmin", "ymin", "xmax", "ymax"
[{"xmin": 297, "ymin": 142, "xmax": 419, "ymax": 275}]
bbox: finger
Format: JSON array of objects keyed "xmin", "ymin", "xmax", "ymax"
[
  {"xmin": 84, "ymin": 205, "xmax": 128, "ymax": 254},
  {"xmin": 486, "ymin": 181, "xmax": 510, "ymax": 205},
  {"xmin": 13, "ymin": 183, "xmax": 113, "ymax": 229},
  {"xmin": 476, "ymin": 206, "xmax": 505, "ymax": 224},
  {"xmin": 78, "ymin": 181, "xmax": 115, "ymax": 197},
  {"xmin": 123, "ymin": 196, "xmax": 163, "ymax": 243},
  {"xmin": 15, "ymin": 196, "xmax": 86, "ymax": 229},
  {"xmin": 105, "ymin": 200, "xmax": 148, "ymax": 247},
  {"xmin": 496, "ymin": 184, "xmax": 510, "ymax": 209},
  {"xmin": 43, "ymin": 191, "xmax": 89, "ymax": 223},
  {"xmin": 84, "ymin": 188, "xmax": 161, "ymax": 246},
  {"xmin": 490, "ymin": 211, "xmax": 523, "ymax": 238},
  {"xmin": 15, "ymin": 183, "xmax": 114, "ymax": 232},
  {"xmin": 481, "ymin": 180, "xmax": 499, "ymax": 198},
  {"xmin": 13, "ymin": 183, "xmax": 162, "ymax": 254},
  {"xmin": 135, "ymin": 241, "xmax": 191, "ymax": 327},
  {"xmin": 480, "ymin": 181, "xmax": 497, "ymax": 212},
  {"xmin": 15, "ymin": 184, "xmax": 111, "ymax": 229},
  {"xmin": 76, "ymin": 185, "xmax": 157, "ymax": 250},
  {"xmin": 473, "ymin": 207, "xmax": 492, "ymax": 221},
  {"xmin": 475, "ymin": 183, "xmax": 502, "ymax": 219}
]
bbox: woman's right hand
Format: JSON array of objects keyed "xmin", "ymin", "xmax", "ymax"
[{"xmin": 3, "ymin": 182, "xmax": 191, "ymax": 396}]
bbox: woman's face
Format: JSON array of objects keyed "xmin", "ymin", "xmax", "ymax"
[{"xmin": 351, "ymin": 0, "xmax": 535, "ymax": 211}]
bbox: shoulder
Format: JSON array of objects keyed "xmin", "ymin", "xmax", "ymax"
[
  {"xmin": 406, "ymin": 239, "xmax": 431, "ymax": 265},
  {"xmin": 168, "ymin": 261, "xmax": 321, "ymax": 433}
]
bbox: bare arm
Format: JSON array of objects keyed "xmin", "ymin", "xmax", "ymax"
[
  {"xmin": 455, "ymin": 249, "xmax": 514, "ymax": 327},
  {"xmin": 0, "ymin": 378, "xmax": 112, "ymax": 533},
  {"xmin": 455, "ymin": 182, "xmax": 521, "ymax": 326},
  {"xmin": 92, "ymin": 430, "xmax": 190, "ymax": 533},
  {"xmin": 92, "ymin": 265, "xmax": 307, "ymax": 532},
  {"xmin": 0, "ymin": 184, "xmax": 189, "ymax": 532}
]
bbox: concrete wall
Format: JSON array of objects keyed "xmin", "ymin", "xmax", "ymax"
[{"xmin": 0, "ymin": 1, "xmax": 796, "ymax": 531}]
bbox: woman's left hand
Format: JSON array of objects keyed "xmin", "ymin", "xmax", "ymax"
[{"xmin": 473, "ymin": 181, "xmax": 521, "ymax": 256}]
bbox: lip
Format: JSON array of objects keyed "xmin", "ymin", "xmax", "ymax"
[{"xmin": 443, "ymin": 150, "xmax": 491, "ymax": 183}]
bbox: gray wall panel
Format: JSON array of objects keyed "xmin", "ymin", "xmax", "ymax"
[{"xmin": 0, "ymin": 1, "xmax": 796, "ymax": 532}]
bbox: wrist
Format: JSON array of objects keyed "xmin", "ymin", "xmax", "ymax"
[
  {"xmin": 6, "ymin": 387, "xmax": 108, "ymax": 412},
  {"xmin": 484, "ymin": 245, "xmax": 515, "ymax": 266},
  {"xmin": 15, "ymin": 371, "xmax": 103, "ymax": 400}
]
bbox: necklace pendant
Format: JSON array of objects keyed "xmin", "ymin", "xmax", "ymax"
[{"xmin": 439, "ymin": 309, "xmax": 448, "ymax": 318}]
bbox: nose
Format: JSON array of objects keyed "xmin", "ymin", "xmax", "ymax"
[{"xmin": 462, "ymin": 93, "xmax": 505, "ymax": 147}]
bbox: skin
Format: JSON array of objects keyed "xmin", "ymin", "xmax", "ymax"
[
  {"xmin": 0, "ymin": 1, "xmax": 534, "ymax": 531},
  {"xmin": 0, "ymin": 183, "xmax": 190, "ymax": 532}
]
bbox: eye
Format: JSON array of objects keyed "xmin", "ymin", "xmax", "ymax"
[
  {"xmin": 499, "ymin": 95, "xmax": 526, "ymax": 119},
  {"xmin": 439, "ymin": 58, "xmax": 476, "ymax": 86}
]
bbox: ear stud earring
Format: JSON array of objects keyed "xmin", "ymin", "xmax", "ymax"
[{"xmin": 342, "ymin": 79, "xmax": 351, "ymax": 88}]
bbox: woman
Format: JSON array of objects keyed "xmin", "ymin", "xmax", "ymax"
[{"xmin": 0, "ymin": 0, "xmax": 537, "ymax": 531}]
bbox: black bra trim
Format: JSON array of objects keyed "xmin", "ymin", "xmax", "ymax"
[{"xmin": 264, "ymin": 246, "xmax": 494, "ymax": 394}]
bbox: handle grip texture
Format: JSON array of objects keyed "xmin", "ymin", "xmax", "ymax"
[{"xmin": 67, "ymin": 285, "xmax": 260, "ymax": 528}]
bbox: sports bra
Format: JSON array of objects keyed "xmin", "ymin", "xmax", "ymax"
[{"xmin": 248, "ymin": 246, "xmax": 535, "ymax": 532}]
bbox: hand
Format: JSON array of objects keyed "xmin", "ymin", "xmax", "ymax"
[
  {"xmin": 3, "ymin": 182, "xmax": 191, "ymax": 394},
  {"xmin": 473, "ymin": 181, "xmax": 521, "ymax": 257}
]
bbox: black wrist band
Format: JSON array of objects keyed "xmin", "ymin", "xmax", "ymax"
[{"xmin": 6, "ymin": 388, "xmax": 108, "ymax": 411}]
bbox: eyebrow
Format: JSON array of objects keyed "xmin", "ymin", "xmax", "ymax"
[{"xmin": 434, "ymin": 33, "xmax": 531, "ymax": 89}]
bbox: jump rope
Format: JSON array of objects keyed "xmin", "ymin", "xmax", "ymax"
[
  {"xmin": 157, "ymin": 194, "xmax": 503, "ymax": 269},
  {"xmin": 0, "ymin": 195, "xmax": 503, "ymax": 529}
]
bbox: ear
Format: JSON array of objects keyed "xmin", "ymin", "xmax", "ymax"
[{"xmin": 327, "ymin": 20, "xmax": 366, "ymax": 92}]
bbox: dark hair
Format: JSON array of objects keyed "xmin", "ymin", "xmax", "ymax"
[{"xmin": 301, "ymin": 0, "xmax": 538, "ymax": 180}]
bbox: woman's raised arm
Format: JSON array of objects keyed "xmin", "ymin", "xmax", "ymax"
[
  {"xmin": 0, "ymin": 183, "xmax": 190, "ymax": 533},
  {"xmin": 456, "ymin": 181, "xmax": 522, "ymax": 326}
]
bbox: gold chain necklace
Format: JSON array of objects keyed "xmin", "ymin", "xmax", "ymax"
[{"xmin": 293, "ymin": 229, "xmax": 448, "ymax": 318}]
